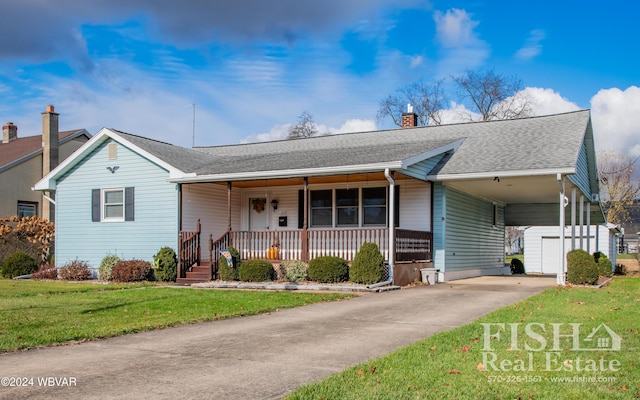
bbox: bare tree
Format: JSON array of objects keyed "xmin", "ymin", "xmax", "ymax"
[
  {"xmin": 598, "ymin": 150, "xmax": 640, "ymax": 225},
  {"xmin": 376, "ymin": 79, "xmax": 447, "ymax": 127},
  {"xmin": 288, "ymin": 111, "xmax": 319, "ymax": 139},
  {"xmin": 451, "ymin": 69, "xmax": 533, "ymax": 121}
]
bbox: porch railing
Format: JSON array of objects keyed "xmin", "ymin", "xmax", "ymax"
[
  {"xmin": 232, "ymin": 230, "xmax": 302, "ymax": 261},
  {"xmin": 208, "ymin": 230, "xmax": 231, "ymax": 280},
  {"xmin": 308, "ymin": 228, "xmax": 389, "ymax": 261},
  {"xmin": 395, "ymin": 229, "xmax": 432, "ymax": 261},
  {"xmin": 178, "ymin": 219, "xmax": 201, "ymax": 278},
  {"xmin": 206, "ymin": 227, "xmax": 432, "ymax": 269}
]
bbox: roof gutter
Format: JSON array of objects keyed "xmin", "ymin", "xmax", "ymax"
[
  {"xmin": 170, "ymin": 162, "xmax": 402, "ymax": 183},
  {"xmin": 427, "ymin": 167, "xmax": 576, "ymax": 181}
]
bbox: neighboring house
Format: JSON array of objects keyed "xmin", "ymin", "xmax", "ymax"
[
  {"xmin": 0, "ymin": 105, "xmax": 91, "ymax": 221},
  {"xmin": 34, "ymin": 110, "xmax": 604, "ymax": 285},
  {"xmin": 523, "ymin": 224, "xmax": 620, "ymax": 274}
]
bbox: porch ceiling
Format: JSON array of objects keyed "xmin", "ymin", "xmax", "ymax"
[
  {"xmin": 443, "ymin": 174, "xmax": 605, "ymax": 226},
  {"xmin": 444, "ymin": 174, "xmax": 567, "ymax": 205}
]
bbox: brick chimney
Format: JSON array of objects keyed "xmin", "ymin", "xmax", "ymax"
[
  {"xmin": 42, "ymin": 105, "xmax": 59, "ymax": 221},
  {"xmin": 2, "ymin": 122, "xmax": 18, "ymax": 143},
  {"xmin": 401, "ymin": 104, "xmax": 418, "ymax": 128},
  {"xmin": 42, "ymin": 104, "xmax": 59, "ymax": 176}
]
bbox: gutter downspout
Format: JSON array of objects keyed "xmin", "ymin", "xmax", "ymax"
[{"xmin": 385, "ymin": 168, "xmax": 395, "ymax": 285}]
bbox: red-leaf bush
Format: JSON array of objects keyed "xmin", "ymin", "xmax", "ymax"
[
  {"xmin": 111, "ymin": 260, "xmax": 153, "ymax": 282},
  {"xmin": 31, "ymin": 263, "xmax": 58, "ymax": 280},
  {"xmin": 58, "ymin": 260, "xmax": 92, "ymax": 281}
]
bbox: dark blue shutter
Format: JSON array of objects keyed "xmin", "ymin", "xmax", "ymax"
[
  {"xmin": 125, "ymin": 187, "xmax": 135, "ymax": 221},
  {"xmin": 298, "ymin": 190, "xmax": 304, "ymax": 229},
  {"xmin": 92, "ymin": 189, "xmax": 100, "ymax": 222}
]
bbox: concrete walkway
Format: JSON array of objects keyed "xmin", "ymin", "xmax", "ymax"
[{"xmin": 0, "ymin": 276, "xmax": 554, "ymax": 400}]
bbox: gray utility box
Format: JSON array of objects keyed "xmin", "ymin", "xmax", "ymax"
[{"xmin": 420, "ymin": 268, "xmax": 439, "ymax": 285}]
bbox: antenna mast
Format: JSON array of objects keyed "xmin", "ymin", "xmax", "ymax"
[{"xmin": 191, "ymin": 103, "xmax": 196, "ymax": 147}]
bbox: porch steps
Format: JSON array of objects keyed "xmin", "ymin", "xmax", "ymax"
[{"xmin": 176, "ymin": 262, "xmax": 212, "ymax": 285}]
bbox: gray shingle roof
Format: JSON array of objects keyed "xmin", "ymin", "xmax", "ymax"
[
  {"xmin": 112, "ymin": 130, "xmax": 216, "ymax": 172},
  {"xmin": 112, "ymin": 110, "xmax": 591, "ymax": 179}
]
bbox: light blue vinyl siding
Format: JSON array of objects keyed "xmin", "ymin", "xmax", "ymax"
[
  {"xmin": 432, "ymin": 183, "xmax": 504, "ymax": 272},
  {"xmin": 403, "ymin": 153, "xmax": 447, "ymax": 180},
  {"xmin": 55, "ymin": 139, "xmax": 179, "ymax": 270},
  {"xmin": 568, "ymin": 141, "xmax": 592, "ymax": 199},
  {"xmin": 432, "ymin": 182, "xmax": 446, "ymax": 270}
]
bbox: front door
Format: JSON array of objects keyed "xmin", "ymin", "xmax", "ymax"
[{"xmin": 249, "ymin": 197, "xmax": 268, "ymax": 230}]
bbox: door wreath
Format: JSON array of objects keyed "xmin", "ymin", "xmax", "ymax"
[{"xmin": 252, "ymin": 198, "xmax": 266, "ymax": 213}]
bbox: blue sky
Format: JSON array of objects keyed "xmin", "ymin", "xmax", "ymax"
[{"xmin": 0, "ymin": 0, "xmax": 638, "ymax": 154}]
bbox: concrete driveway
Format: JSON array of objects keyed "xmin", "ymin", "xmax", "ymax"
[{"xmin": 0, "ymin": 276, "xmax": 554, "ymax": 400}]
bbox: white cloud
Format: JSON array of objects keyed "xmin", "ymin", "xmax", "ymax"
[
  {"xmin": 433, "ymin": 8, "xmax": 489, "ymax": 74},
  {"xmin": 434, "ymin": 8, "xmax": 479, "ymax": 48},
  {"xmin": 241, "ymin": 124, "xmax": 291, "ymax": 143},
  {"xmin": 242, "ymin": 118, "xmax": 377, "ymax": 143},
  {"xmin": 409, "ymin": 55, "xmax": 424, "ymax": 69},
  {"xmin": 326, "ymin": 118, "xmax": 377, "ymax": 134},
  {"xmin": 439, "ymin": 101, "xmax": 480, "ymax": 124},
  {"xmin": 515, "ymin": 29, "xmax": 545, "ymax": 61},
  {"xmin": 591, "ymin": 86, "xmax": 640, "ymax": 156},
  {"xmin": 524, "ymin": 87, "xmax": 580, "ymax": 116}
]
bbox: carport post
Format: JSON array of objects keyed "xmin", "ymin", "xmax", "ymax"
[
  {"xmin": 586, "ymin": 203, "xmax": 591, "ymax": 253},
  {"xmin": 557, "ymin": 174, "xmax": 566, "ymax": 286},
  {"xmin": 571, "ymin": 189, "xmax": 576, "ymax": 250},
  {"xmin": 579, "ymin": 196, "xmax": 584, "ymax": 250}
]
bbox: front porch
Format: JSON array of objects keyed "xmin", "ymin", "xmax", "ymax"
[{"xmin": 178, "ymin": 222, "xmax": 432, "ymax": 284}]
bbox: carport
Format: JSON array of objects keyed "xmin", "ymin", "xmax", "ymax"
[{"xmin": 430, "ymin": 111, "xmax": 605, "ymax": 285}]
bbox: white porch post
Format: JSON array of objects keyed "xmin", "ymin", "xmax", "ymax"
[
  {"xmin": 586, "ymin": 202, "xmax": 591, "ymax": 253},
  {"xmin": 579, "ymin": 196, "xmax": 584, "ymax": 250},
  {"xmin": 558, "ymin": 174, "xmax": 566, "ymax": 286},
  {"xmin": 385, "ymin": 169, "xmax": 395, "ymax": 284}
]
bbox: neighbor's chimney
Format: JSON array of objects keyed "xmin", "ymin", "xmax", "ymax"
[
  {"xmin": 401, "ymin": 104, "xmax": 418, "ymax": 128},
  {"xmin": 42, "ymin": 105, "xmax": 59, "ymax": 222},
  {"xmin": 42, "ymin": 104, "xmax": 59, "ymax": 176},
  {"xmin": 2, "ymin": 122, "xmax": 18, "ymax": 143}
]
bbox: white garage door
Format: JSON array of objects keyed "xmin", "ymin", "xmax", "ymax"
[{"xmin": 541, "ymin": 236, "xmax": 597, "ymax": 274}]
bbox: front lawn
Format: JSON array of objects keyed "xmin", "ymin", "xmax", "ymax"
[
  {"xmin": 0, "ymin": 280, "xmax": 353, "ymax": 352},
  {"xmin": 288, "ymin": 278, "xmax": 640, "ymax": 399}
]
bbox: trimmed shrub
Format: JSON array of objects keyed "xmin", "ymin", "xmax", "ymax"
[
  {"xmin": 32, "ymin": 263, "xmax": 58, "ymax": 280},
  {"xmin": 350, "ymin": 242, "xmax": 385, "ymax": 284},
  {"xmin": 111, "ymin": 260, "xmax": 153, "ymax": 282},
  {"xmin": 0, "ymin": 251, "xmax": 38, "ymax": 278},
  {"xmin": 566, "ymin": 249, "xmax": 599, "ymax": 285},
  {"xmin": 308, "ymin": 256, "xmax": 349, "ymax": 283},
  {"xmin": 597, "ymin": 255, "xmax": 613, "ymax": 278},
  {"xmin": 98, "ymin": 254, "xmax": 121, "ymax": 281},
  {"xmin": 219, "ymin": 247, "xmax": 240, "ymax": 281},
  {"xmin": 239, "ymin": 260, "xmax": 275, "ymax": 282},
  {"xmin": 279, "ymin": 260, "xmax": 309, "ymax": 282},
  {"xmin": 510, "ymin": 258, "xmax": 525, "ymax": 275},
  {"xmin": 58, "ymin": 260, "xmax": 92, "ymax": 281},
  {"xmin": 154, "ymin": 247, "xmax": 178, "ymax": 282}
]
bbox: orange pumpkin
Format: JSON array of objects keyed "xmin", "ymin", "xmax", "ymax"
[{"xmin": 267, "ymin": 246, "xmax": 279, "ymax": 260}]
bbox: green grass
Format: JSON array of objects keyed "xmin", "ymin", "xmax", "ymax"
[
  {"xmin": 505, "ymin": 253, "xmax": 524, "ymax": 264},
  {"xmin": 0, "ymin": 280, "xmax": 352, "ymax": 352},
  {"xmin": 616, "ymin": 253, "xmax": 638, "ymax": 260},
  {"xmin": 288, "ymin": 278, "xmax": 640, "ymax": 399}
]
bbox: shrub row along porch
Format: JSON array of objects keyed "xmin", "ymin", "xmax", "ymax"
[{"xmin": 178, "ymin": 224, "xmax": 432, "ymax": 280}]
